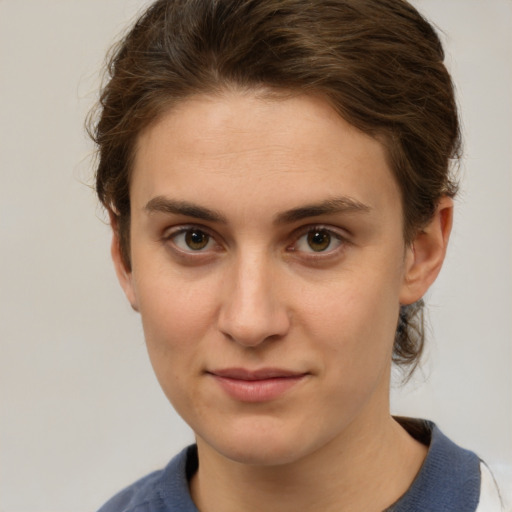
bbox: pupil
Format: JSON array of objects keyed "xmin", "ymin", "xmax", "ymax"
[
  {"xmin": 307, "ymin": 230, "xmax": 330, "ymax": 251},
  {"xmin": 186, "ymin": 230, "xmax": 208, "ymax": 250}
]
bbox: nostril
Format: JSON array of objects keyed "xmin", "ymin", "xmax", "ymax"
[
  {"xmin": 217, "ymin": 259, "xmax": 291, "ymax": 346},
  {"xmin": 217, "ymin": 303, "xmax": 291, "ymax": 347}
]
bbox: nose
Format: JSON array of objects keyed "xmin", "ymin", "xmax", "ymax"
[{"xmin": 217, "ymin": 251, "xmax": 291, "ymax": 347}]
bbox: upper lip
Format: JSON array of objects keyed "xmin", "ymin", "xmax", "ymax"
[{"xmin": 208, "ymin": 368, "xmax": 307, "ymax": 381}]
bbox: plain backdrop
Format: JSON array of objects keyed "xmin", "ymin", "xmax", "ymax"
[{"xmin": 1, "ymin": 1, "xmax": 511, "ymax": 511}]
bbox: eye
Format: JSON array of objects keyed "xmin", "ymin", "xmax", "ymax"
[
  {"xmin": 293, "ymin": 227, "xmax": 344, "ymax": 254},
  {"xmin": 168, "ymin": 227, "xmax": 216, "ymax": 252}
]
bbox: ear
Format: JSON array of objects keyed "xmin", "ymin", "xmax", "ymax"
[
  {"xmin": 109, "ymin": 212, "xmax": 139, "ymax": 312},
  {"xmin": 399, "ymin": 196, "xmax": 454, "ymax": 305}
]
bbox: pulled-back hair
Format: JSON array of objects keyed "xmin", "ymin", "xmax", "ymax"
[{"xmin": 89, "ymin": 0, "xmax": 461, "ymax": 374}]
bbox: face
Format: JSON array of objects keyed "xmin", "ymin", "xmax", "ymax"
[{"xmin": 114, "ymin": 91, "xmax": 432, "ymax": 467}]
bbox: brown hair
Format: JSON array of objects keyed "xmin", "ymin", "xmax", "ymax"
[{"xmin": 89, "ymin": 0, "xmax": 461, "ymax": 374}]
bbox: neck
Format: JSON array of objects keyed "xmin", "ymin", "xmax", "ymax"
[{"xmin": 190, "ymin": 413, "xmax": 427, "ymax": 512}]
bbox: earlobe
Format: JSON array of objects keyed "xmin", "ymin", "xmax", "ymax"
[
  {"xmin": 109, "ymin": 213, "xmax": 139, "ymax": 312},
  {"xmin": 399, "ymin": 196, "xmax": 454, "ymax": 305}
]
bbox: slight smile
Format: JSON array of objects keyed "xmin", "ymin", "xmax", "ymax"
[{"xmin": 207, "ymin": 368, "xmax": 310, "ymax": 403}]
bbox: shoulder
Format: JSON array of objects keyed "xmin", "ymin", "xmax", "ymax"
[
  {"xmin": 96, "ymin": 470, "xmax": 164, "ymax": 512},
  {"xmin": 96, "ymin": 445, "xmax": 199, "ymax": 512},
  {"xmin": 390, "ymin": 419, "xmax": 504, "ymax": 511}
]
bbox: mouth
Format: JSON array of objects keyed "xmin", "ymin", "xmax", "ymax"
[{"xmin": 206, "ymin": 368, "xmax": 309, "ymax": 402}]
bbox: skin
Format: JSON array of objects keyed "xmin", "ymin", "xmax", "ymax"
[{"xmin": 112, "ymin": 90, "xmax": 453, "ymax": 511}]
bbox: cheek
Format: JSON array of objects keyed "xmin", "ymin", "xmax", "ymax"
[
  {"xmin": 134, "ymin": 270, "xmax": 219, "ymax": 375},
  {"xmin": 134, "ymin": 282, "xmax": 216, "ymax": 417},
  {"xmin": 301, "ymin": 266, "xmax": 401, "ymax": 373}
]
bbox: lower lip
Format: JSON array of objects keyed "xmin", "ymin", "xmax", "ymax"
[{"xmin": 211, "ymin": 375, "xmax": 307, "ymax": 403}]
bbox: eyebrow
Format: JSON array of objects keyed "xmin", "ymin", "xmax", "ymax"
[
  {"xmin": 274, "ymin": 197, "xmax": 371, "ymax": 224},
  {"xmin": 144, "ymin": 195, "xmax": 370, "ymax": 224},
  {"xmin": 144, "ymin": 197, "xmax": 227, "ymax": 223}
]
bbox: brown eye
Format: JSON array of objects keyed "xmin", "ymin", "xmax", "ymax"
[
  {"xmin": 307, "ymin": 229, "xmax": 332, "ymax": 252},
  {"xmin": 184, "ymin": 229, "xmax": 210, "ymax": 250},
  {"xmin": 292, "ymin": 227, "xmax": 344, "ymax": 256}
]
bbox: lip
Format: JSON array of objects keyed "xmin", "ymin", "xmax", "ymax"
[{"xmin": 207, "ymin": 368, "xmax": 309, "ymax": 402}]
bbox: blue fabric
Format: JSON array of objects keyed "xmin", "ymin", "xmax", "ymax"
[
  {"xmin": 97, "ymin": 445, "xmax": 199, "ymax": 512},
  {"xmin": 386, "ymin": 420, "xmax": 481, "ymax": 511},
  {"xmin": 97, "ymin": 421, "xmax": 481, "ymax": 512}
]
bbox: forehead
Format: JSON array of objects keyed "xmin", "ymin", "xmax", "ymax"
[{"xmin": 131, "ymin": 91, "xmax": 401, "ymax": 224}]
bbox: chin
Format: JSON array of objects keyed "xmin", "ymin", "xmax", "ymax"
[
  {"xmin": 218, "ymin": 442, "xmax": 305, "ymax": 467},
  {"xmin": 197, "ymin": 416, "xmax": 325, "ymax": 467}
]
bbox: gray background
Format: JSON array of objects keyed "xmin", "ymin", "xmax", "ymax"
[{"xmin": 1, "ymin": 1, "xmax": 511, "ymax": 510}]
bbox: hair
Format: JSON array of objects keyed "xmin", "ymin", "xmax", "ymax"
[{"xmin": 89, "ymin": 0, "xmax": 461, "ymax": 375}]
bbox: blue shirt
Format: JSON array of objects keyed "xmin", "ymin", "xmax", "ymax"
[{"xmin": 97, "ymin": 420, "xmax": 490, "ymax": 512}]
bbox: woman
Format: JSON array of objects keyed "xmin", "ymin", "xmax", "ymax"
[{"xmin": 90, "ymin": 0, "xmax": 503, "ymax": 510}]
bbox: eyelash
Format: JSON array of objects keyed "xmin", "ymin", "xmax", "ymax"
[
  {"xmin": 162, "ymin": 225, "xmax": 220, "ymax": 255},
  {"xmin": 162, "ymin": 224, "xmax": 348, "ymax": 260},
  {"xmin": 288, "ymin": 225, "xmax": 346, "ymax": 257}
]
